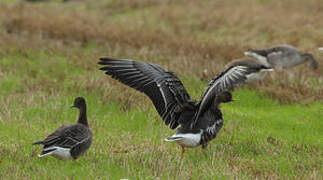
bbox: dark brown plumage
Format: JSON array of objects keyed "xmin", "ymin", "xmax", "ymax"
[
  {"xmin": 32, "ymin": 97, "xmax": 92, "ymax": 160},
  {"xmin": 98, "ymin": 57, "xmax": 269, "ymax": 155}
]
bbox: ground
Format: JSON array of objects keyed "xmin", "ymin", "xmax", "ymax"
[{"xmin": 0, "ymin": 0, "xmax": 322, "ymax": 179}]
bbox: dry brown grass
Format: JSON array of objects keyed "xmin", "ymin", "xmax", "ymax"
[
  {"xmin": 0, "ymin": 2, "xmax": 322, "ymax": 178},
  {"xmin": 0, "ymin": 0, "xmax": 322, "ymax": 103}
]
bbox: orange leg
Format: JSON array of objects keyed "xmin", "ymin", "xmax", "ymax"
[
  {"xmin": 201, "ymin": 144, "xmax": 208, "ymax": 155},
  {"xmin": 181, "ymin": 146, "xmax": 185, "ymax": 158}
]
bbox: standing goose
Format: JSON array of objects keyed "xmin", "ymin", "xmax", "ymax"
[
  {"xmin": 244, "ymin": 45, "xmax": 319, "ymax": 73},
  {"xmin": 33, "ymin": 97, "xmax": 92, "ymax": 160},
  {"xmin": 98, "ymin": 57, "xmax": 269, "ymax": 156},
  {"xmin": 225, "ymin": 58, "xmax": 274, "ymax": 84}
]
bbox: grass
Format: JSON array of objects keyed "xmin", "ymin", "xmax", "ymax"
[
  {"xmin": 0, "ymin": 0, "xmax": 322, "ymax": 103},
  {"xmin": 0, "ymin": 0, "xmax": 322, "ymax": 179}
]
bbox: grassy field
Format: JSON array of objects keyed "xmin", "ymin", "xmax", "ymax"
[{"xmin": 0, "ymin": 0, "xmax": 322, "ymax": 179}]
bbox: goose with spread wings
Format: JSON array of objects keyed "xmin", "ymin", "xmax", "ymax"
[
  {"xmin": 33, "ymin": 97, "xmax": 92, "ymax": 160},
  {"xmin": 98, "ymin": 57, "xmax": 268, "ymax": 156}
]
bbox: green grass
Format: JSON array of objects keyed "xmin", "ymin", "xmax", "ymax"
[
  {"xmin": 0, "ymin": 48, "xmax": 322, "ymax": 179},
  {"xmin": 0, "ymin": 0, "xmax": 322, "ymax": 178},
  {"xmin": 0, "ymin": 0, "xmax": 17, "ymax": 3}
]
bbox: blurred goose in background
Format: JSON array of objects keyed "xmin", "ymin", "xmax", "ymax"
[
  {"xmin": 225, "ymin": 58, "xmax": 274, "ymax": 84},
  {"xmin": 244, "ymin": 45, "xmax": 319, "ymax": 74},
  {"xmin": 33, "ymin": 97, "xmax": 92, "ymax": 160},
  {"xmin": 98, "ymin": 57, "xmax": 270, "ymax": 156}
]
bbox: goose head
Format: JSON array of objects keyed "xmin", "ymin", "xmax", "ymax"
[
  {"xmin": 71, "ymin": 97, "xmax": 86, "ymax": 109},
  {"xmin": 216, "ymin": 91, "xmax": 234, "ymax": 104},
  {"xmin": 302, "ymin": 53, "xmax": 319, "ymax": 74}
]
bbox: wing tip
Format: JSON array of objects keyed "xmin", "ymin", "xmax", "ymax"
[
  {"xmin": 98, "ymin": 57, "xmax": 135, "ymax": 67},
  {"xmin": 99, "ymin": 57, "xmax": 113, "ymax": 61},
  {"xmin": 98, "ymin": 57, "xmax": 114, "ymax": 65},
  {"xmin": 38, "ymin": 148, "xmax": 57, "ymax": 157},
  {"xmin": 32, "ymin": 141, "xmax": 43, "ymax": 145},
  {"xmin": 99, "ymin": 66, "xmax": 109, "ymax": 71}
]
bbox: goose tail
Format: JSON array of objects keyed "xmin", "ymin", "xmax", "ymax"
[
  {"xmin": 164, "ymin": 136, "xmax": 184, "ymax": 142},
  {"xmin": 38, "ymin": 147, "xmax": 57, "ymax": 157}
]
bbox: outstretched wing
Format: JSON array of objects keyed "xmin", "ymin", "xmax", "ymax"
[
  {"xmin": 33, "ymin": 124, "xmax": 90, "ymax": 149},
  {"xmin": 193, "ymin": 65, "xmax": 252, "ymax": 125},
  {"xmin": 98, "ymin": 57, "xmax": 194, "ymax": 129}
]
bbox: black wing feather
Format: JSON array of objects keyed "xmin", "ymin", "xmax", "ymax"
[
  {"xmin": 193, "ymin": 65, "xmax": 251, "ymax": 125},
  {"xmin": 33, "ymin": 124, "xmax": 90, "ymax": 149},
  {"xmin": 98, "ymin": 57, "xmax": 194, "ymax": 129}
]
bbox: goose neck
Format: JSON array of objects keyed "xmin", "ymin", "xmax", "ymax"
[{"xmin": 77, "ymin": 105, "xmax": 88, "ymax": 126}]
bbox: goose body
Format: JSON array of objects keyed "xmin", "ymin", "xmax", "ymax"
[
  {"xmin": 33, "ymin": 97, "xmax": 92, "ymax": 160},
  {"xmin": 98, "ymin": 57, "xmax": 269, "ymax": 155},
  {"xmin": 165, "ymin": 131, "xmax": 203, "ymax": 148},
  {"xmin": 244, "ymin": 45, "xmax": 318, "ymax": 72}
]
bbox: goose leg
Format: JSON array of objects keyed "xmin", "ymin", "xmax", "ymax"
[
  {"xmin": 201, "ymin": 144, "xmax": 208, "ymax": 154},
  {"xmin": 181, "ymin": 146, "xmax": 185, "ymax": 158}
]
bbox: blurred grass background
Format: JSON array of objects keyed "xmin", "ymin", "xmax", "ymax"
[{"xmin": 0, "ymin": 0, "xmax": 322, "ymax": 179}]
